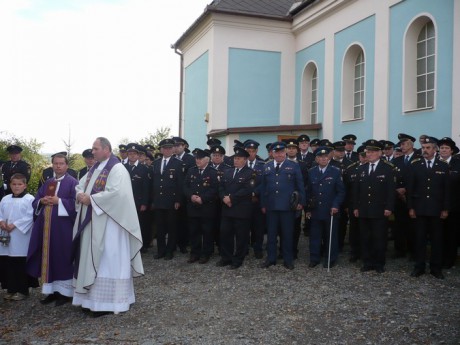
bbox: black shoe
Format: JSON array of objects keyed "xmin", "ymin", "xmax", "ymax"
[
  {"xmin": 410, "ymin": 268, "xmax": 425, "ymax": 277},
  {"xmin": 91, "ymin": 311, "xmax": 112, "ymax": 318},
  {"xmin": 360, "ymin": 266, "xmax": 374, "ymax": 272},
  {"xmin": 260, "ymin": 260, "xmax": 276, "ymax": 268},
  {"xmin": 393, "ymin": 251, "xmax": 406, "ymax": 259},
  {"xmin": 179, "ymin": 247, "xmax": 188, "ymax": 254},
  {"xmin": 55, "ymin": 295, "xmax": 71, "ymax": 306},
  {"xmin": 154, "ymin": 254, "xmax": 165, "ymax": 260},
  {"xmin": 229, "ymin": 264, "xmax": 241, "ymax": 270},
  {"xmin": 375, "ymin": 267, "xmax": 385, "ymax": 274},
  {"xmin": 430, "ymin": 270, "xmax": 445, "ymax": 279},
  {"xmin": 199, "ymin": 257, "xmax": 210, "ymax": 264},
  {"xmin": 187, "ymin": 256, "xmax": 200, "ymax": 264},
  {"xmin": 216, "ymin": 260, "xmax": 231, "ymax": 267},
  {"xmin": 40, "ymin": 294, "xmax": 57, "ymax": 305},
  {"xmin": 308, "ymin": 262, "xmax": 319, "ymax": 268},
  {"xmin": 164, "ymin": 253, "xmax": 173, "ymax": 260},
  {"xmin": 254, "ymin": 252, "xmax": 264, "ymax": 259},
  {"xmin": 283, "ymin": 262, "xmax": 294, "ymax": 270}
]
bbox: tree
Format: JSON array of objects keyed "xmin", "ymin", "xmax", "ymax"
[{"xmin": 138, "ymin": 127, "xmax": 171, "ymax": 151}]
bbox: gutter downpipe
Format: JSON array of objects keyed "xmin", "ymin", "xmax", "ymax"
[{"xmin": 173, "ymin": 46, "xmax": 184, "ymax": 136}]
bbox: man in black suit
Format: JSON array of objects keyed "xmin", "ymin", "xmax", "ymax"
[
  {"xmin": 183, "ymin": 149, "xmax": 219, "ymax": 264},
  {"xmin": 152, "ymin": 139, "xmax": 185, "ymax": 260},
  {"xmin": 78, "ymin": 149, "xmax": 95, "ymax": 180},
  {"xmin": 297, "ymin": 134, "xmax": 315, "ymax": 169},
  {"xmin": 353, "ymin": 140, "xmax": 396, "ymax": 273},
  {"xmin": 342, "ymin": 134, "xmax": 359, "ymax": 162},
  {"xmin": 407, "ymin": 136, "xmax": 449, "ymax": 279},
  {"xmin": 2, "ymin": 145, "xmax": 31, "ymax": 195},
  {"xmin": 216, "ymin": 147, "xmax": 255, "ymax": 269},
  {"xmin": 391, "ymin": 133, "xmax": 421, "ymax": 259},
  {"xmin": 124, "ymin": 143, "xmax": 151, "ymax": 253}
]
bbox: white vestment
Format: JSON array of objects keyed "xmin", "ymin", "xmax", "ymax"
[
  {"xmin": 72, "ymin": 158, "xmax": 144, "ymax": 313},
  {"xmin": 0, "ymin": 194, "xmax": 34, "ymax": 257}
]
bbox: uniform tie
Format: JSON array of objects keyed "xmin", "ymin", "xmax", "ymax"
[
  {"xmin": 249, "ymin": 161, "xmax": 254, "ymax": 169},
  {"xmin": 370, "ymin": 163, "xmax": 375, "ymax": 175},
  {"xmin": 275, "ymin": 163, "xmax": 280, "ymax": 173},
  {"xmin": 199, "ymin": 168, "xmax": 203, "ymax": 175},
  {"xmin": 427, "ymin": 160, "xmax": 432, "ymax": 169},
  {"xmin": 161, "ymin": 159, "xmax": 167, "ymax": 174},
  {"xmin": 233, "ymin": 168, "xmax": 239, "ymax": 178},
  {"xmin": 404, "ymin": 155, "xmax": 410, "ymax": 165}
]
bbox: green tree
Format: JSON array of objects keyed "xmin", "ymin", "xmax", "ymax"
[{"xmin": 138, "ymin": 127, "xmax": 171, "ymax": 151}]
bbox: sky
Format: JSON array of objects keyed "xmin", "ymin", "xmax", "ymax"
[{"xmin": 0, "ymin": 0, "xmax": 211, "ymax": 154}]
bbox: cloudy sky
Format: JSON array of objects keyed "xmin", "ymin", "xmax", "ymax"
[{"xmin": 0, "ymin": 0, "xmax": 210, "ymax": 154}]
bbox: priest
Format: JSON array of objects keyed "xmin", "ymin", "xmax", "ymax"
[{"xmin": 72, "ymin": 137, "xmax": 144, "ymax": 317}]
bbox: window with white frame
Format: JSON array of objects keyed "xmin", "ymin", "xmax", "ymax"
[
  {"xmin": 301, "ymin": 62, "xmax": 319, "ymax": 124},
  {"xmin": 404, "ymin": 16, "xmax": 436, "ymax": 112},
  {"xmin": 341, "ymin": 44, "xmax": 365, "ymax": 121},
  {"xmin": 416, "ymin": 21, "xmax": 435, "ymax": 109},
  {"xmin": 353, "ymin": 52, "xmax": 365, "ymax": 119}
]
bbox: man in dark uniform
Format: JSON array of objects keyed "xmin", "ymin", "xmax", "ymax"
[
  {"xmin": 78, "ymin": 149, "xmax": 95, "ymax": 180},
  {"xmin": 343, "ymin": 145, "xmax": 367, "ymax": 262},
  {"xmin": 342, "ymin": 134, "xmax": 359, "ymax": 162},
  {"xmin": 392, "ymin": 133, "xmax": 421, "ymax": 259},
  {"xmin": 438, "ymin": 137, "xmax": 460, "ymax": 269},
  {"xmin": 265, "ymin": 143, "xmax": 273, "ymax": 162},
  {"xmin": 260, "ymin": 142, "xmax": 306, "ymax": 270},
  {"xmin": 173, "ymin": 136, "xmax": 195, "ymax": 253},
  {"xmin": 382, "ymin": 141, "xmax": 396, "ymax": 162},
  {"xmin": 353, "ymin": 140, "xmax": 396, "ymax": 273},
  {"xmin": 184, "ymin": 149, "xmax": 219, "ymax": 264},
  {"xmin": 407, "ymin": 136, "xmax": 449, "ymax": 279},
  {"xmin": 38, "ymin": 152, "xmax": 78, "ymax": 189},
  {"xmin": 285, "ymin": 139, "xmax": 309, "ymax": 259},
  {"xmin": 297, "ymin": 134, "xmax": 315, "ymax": 169},
  {"xmin": 151, "ymin": 139, "xmax": 185, "ymax": 260},
  {"xmin": 2, "ymin": 145, "xmax": 31, "ymax": 196},
  {"xmin": 310, "ymin": 139, "xmax": 321, "ymax": 154},
  {"xmin": 118, "ymin": 144, "xmax": 128, "ymax": 164},
  {"xmin": 217, "ymin": 147, "xmax": 255, "ymax": 269},
  {"xmin": 209, "ymin": 145, "xmax": 231, "ymax": 252},
  {"xmin": 244, "ymin": 140, "xmax": 266, "ymax": 259},
  {"xmin": 207, "ymin": 137, "xmax": 233, "ymax": 167},
  {"xmin": 305, "ymin": 147, "xmax": 345, "ymax": 268},
  {"xmin": 124, "ymin": 143, "xmax": 151, "ymax": 253}
]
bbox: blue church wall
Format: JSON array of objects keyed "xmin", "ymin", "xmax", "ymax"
[
  {"xmin": 388, "ymin": 0, "xmax": 454, "ymax": 139},
  {"xmin": 227, "ymin": 48, "xmax": 281, "ymax": 127},
  {"xmin": 184, "ymin": 51, "xmax": 209, "ymax": 149}
]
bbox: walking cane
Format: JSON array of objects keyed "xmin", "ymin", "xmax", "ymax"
[{"xmin": 327, "ymin": 214, "xmax": 334, "ymax": 273}]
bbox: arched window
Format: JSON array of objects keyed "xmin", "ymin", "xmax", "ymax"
[
  {"xmin": 353, "ymin": 51, "xmax": 365, "ymax": 119},
  {"xmin": 404, "ymin": 16, "xmax": 436, "ymax": 111},
  {"xmin": 301, "ymin": 62, "xmax": 319, "ymax": 124},
  {"xmin": 416, "ymin": 21, "xmax": 435, "ymax": 108},
  {"xmin": 342, "ymin": 44, "xmax": 365, "ymax": 121}
]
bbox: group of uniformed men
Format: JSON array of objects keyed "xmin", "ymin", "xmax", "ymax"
[{"xmin": 1, "ymin": 132, "xmax": 459, "ymax": 278}]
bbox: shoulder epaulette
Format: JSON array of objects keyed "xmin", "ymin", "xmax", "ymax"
[
  {"xmin": 411, "ymin": 158, "xmax": 421, "ymax": 164},
  {"xmin": 346, "ymin": 161, "xmax": 359, "ymax": 169},
  {"xmin": 382, "ymin": 160, "xmax": 395, "ymax": 168}
]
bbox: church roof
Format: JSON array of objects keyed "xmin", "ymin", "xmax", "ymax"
[{"xmin": 173, "ymin": 0, "xmax": 307, "ymax": 48}]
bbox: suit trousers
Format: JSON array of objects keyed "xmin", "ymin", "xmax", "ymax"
[
  {"xmin": 266, "ymin": 210, "xmax": 295, "ymax": 265},
  {"xmin": 155, "ymin": 209, "xmax": 178, "ymax": 256},
  {"xmin": 414, "ymin": 216, "xmax": 443, "ymax": 271},
  {"xmin": 309, "ymin": 216, "xmax": 339, "ymax": 264},
  {"xmin": 348, "ymin": 209, "xmax": 361, "ymax": 259},
  {"xmin": 137, "ymin": 209, "xmax": 152, "ymax": 250},
  {"xmin": 189, "ymin": 216, "xmax": 214, "ymax": 258},
  {"xmin": 359, "ymin": 217, "xmax": 388, "ymax": 269},
  {"xmin": 220, "ymin": 216, "xmax": 250, "ymax": 266}
]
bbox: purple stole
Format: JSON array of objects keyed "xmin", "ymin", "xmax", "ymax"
[{"xmin": 72, "ymin": 154, "xmax": 120, "ymax": 276}]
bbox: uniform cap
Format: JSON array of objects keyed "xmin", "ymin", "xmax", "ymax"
[
  {"xmin": 6, "ymin": 145, "xmax": 22, "ymax": 154},
  {"xmin": 315, "ymin": 146, "xmax": 332, "ymax": 157},
  {"xmin": 209, "ymin": 145, "xmax": 226, "ymax": 155},
  {"xmin": 332, "ymin": 141, "xmax": 346, "ymax": 151},
  {"xmin": 397, "ymin": 133, "xmax": 416, "ymax": 142},
  {"xmin": 126, "ymin": 143, "xmax": 140, "ymax": 153},
  {"xmin": 310, "ymin": 138, "xmax": 320, "ymax": 146},
  {"xmin": 207, "ymin": 137, "xmax": 222, "ymax": 147},
  {"xmin": 82, "ymin": 149, "xmax": 93, "ymax": 158},
  {"xmin": 51, "ymin": 151, "xmax": 67, "ymax": 158},
  {"xmin": 193, "ymin": 148, "xmax": 210, "ymax": 159},
  {"xmin": 243, "ymin": 140, "xmax": 260, "ymax": 149},
  {"xmin": 270, "ymin": 141, "xmax": 286, "ymax": 152},
  {"xmin": 363, "ymin": 139, "xmax": 383, "ymax": 151},
  {"xmin": 284, "ymin": 139, "xmax": 298, "ymax": 148},
  {"xmin": 342, "ymin": 134, "xmax": 357, "ymax": 143},
  {"xmin": 421, "ymin": 136, "xmax": 438, "ymax": 145},
  {"xmin": 159, "ymin": 139, "xmax": 175, "ymax": 148},
  {"xmin": 437, "ymin": 137, "xmax": 456, "ymax": 149},
  {"xmin": 118, "ymin": 144, "xmax": 127, "ymax": 152},
  {"xmin": 297, "ymin": 134, "xmax": 310, "ymax": 143},
  {"xmin": 233, "ymin": 147, "xmax": 250, "ymax": 158},
  {"xmin": 144, "ymin": 144, "xmax": 155, "ymax": 151}
]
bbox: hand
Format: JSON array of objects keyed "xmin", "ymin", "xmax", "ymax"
[
  {"xmin": 296, "ymin": 204, "xmax": 303, "ymax": 211},
  {"xmin": 384, "ymin": 210, "xmax": 392, "ymax": 217},
  {"xmin": 0, "ymin": 221, "xmax": 6, "ymax": 230},
  {"xmin": 353, "ymin": 209, "xmax": 359, "ymax": 218},
  {"xmin": 409, "ymin": 209, "xmax": 416, "ymax": 218},
  {"xmin": 305, "ymin": 212, "xmax": 311, "ymax": 219},
  {"xmin": 261, "ymin": 207, "xmax": 266, "ymax": 214},
  {"xmin": 440, "ymin": 210, "xmax": 448, "ymax": 219},
  {"xmin": 49, "ymin": 195, "xmax": 59, "ymax": 205},
  {"xmin": 174, "ymin": 202, "xmax": 180, "ymax": 210},
  {"xmin": 5, "ymin": 223, "xmax": 15, "ymax": 232},
  {"xmin": 195, "ymin": 196, "xmax": 203, "ymax": 205},
  {"xmin": 223, "ymin": 196, "xmax": 232, "ymax": 207},
  {"xmin": 330, "ymin": 208, "xmax": 339, "ymax": 215},
  {"xmin": 396, "ymin": 188, "xmax": 406, "ymax": 196},
  {"xmin": 140, "ymin": 205, "xmax": 147, "ymax": 212},
  {"xmin": 77, "ymin": 193, "xmax": 91, "ymax": 206}
]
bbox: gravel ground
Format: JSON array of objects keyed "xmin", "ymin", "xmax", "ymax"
[{"xmin": 1, "ymin": 234, "xmax": 459, "ymax": 345}]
